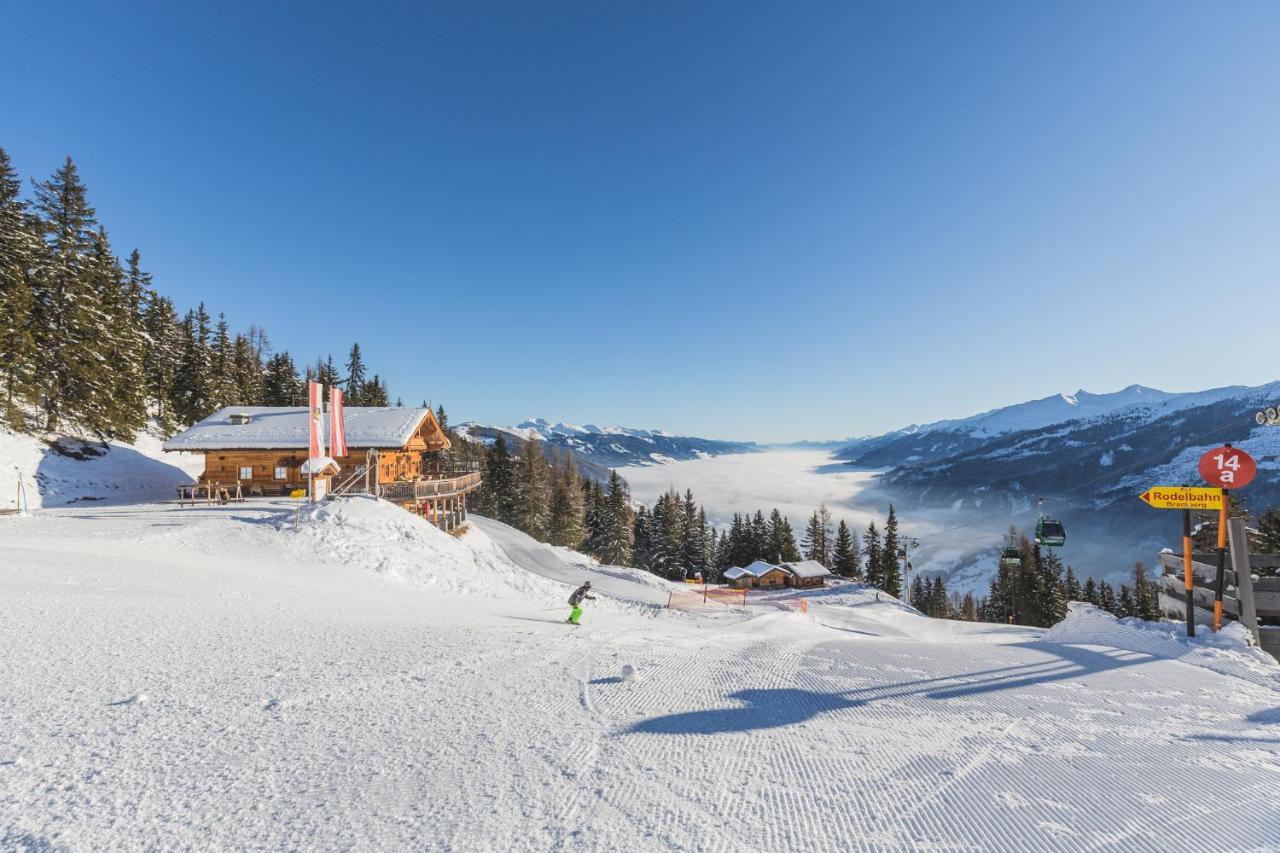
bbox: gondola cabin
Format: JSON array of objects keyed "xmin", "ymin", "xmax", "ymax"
[
  {"xmin": 1000, "ymin": 547, "xmax": 1023, "ymax": 569},
  {"xmin": 1035, "ymin": 518, "xmax": 1067, "ymax": 548}
]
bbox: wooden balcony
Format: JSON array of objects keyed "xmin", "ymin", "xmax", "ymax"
[{"xmin": 379, "ymin": 471, "xmax": 482, "ymax": 502}]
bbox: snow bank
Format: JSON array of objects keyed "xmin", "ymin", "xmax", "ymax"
[
  {"xmin": 1043, "ymin": 602, "xmax": 1280, "ymax": 690},
  {"xmin": 285, "ymin": 497, "xmax": 652, "ymax": 615},
  {"xmin": 0, "ymin": 426, "xmax": 202, "ymax": 510}
]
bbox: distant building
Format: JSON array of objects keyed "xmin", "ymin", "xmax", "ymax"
[
  {"xmin": 722, "ymin": 559, "xmax": 832, "ymax": 590},
  {"xmin": 723, "ymin": 559, "xmax": 794, "ymax": 590},
  {"xmin": 780, "ymin": 560, "xmax": 832, "ymax": 589}
]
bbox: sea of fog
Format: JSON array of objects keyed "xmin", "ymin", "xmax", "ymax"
[{"xmin": 619, "ymin": 449, "xmax": 1121, "ymax": 594}]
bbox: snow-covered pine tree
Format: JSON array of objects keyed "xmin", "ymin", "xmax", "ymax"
[
  {"xmin": 0, "ymin": 146, "xmax": 40, "ymax": 423},
  {"xmin": 802, "ymin": 507, "xmax": 832, "ymax": 567},
  {"xmin": 232, "ymin": 334, "xmax": 264, "ymax": 407},
  {"xmin": 141, "ymin": 290, "xmax": 181, "ymax": 424},
  {"xmin": 910, "ymin": 575, "xmax": 926, "ymax": 611},
  {"xmin": 208, "ymin": 313, "xmax": 238, "ymax": 409},
  {"xmin": 880, "ymin": 505, "xmax": 902, "ymax": 598},
  {"xmin": 548, "ymin": 453, "xmax": 587, "ymax": 549},
  {"xmin": 171, "ymin": 304, "xmax": 214, "ymax": 424},
  {"xmin": 1132, "ymin": 561, "xmax": 1161, "ymax": 621},
  {"xmin": 1097, "ymin": 580, "xmax": 1119, "ymax": 615},
  {"xmin": 262, "ymin": 351, "xmax": 302, "ymax": 406},
  {"xmin": 30, "ymin": 157, "xmax": 102, "ymax": 432},
  {"xmin": 1082, "ymin": 576, "xmax": 1098, "ymax": 605},
  {"xmin": 831, "ymin": 520, "xmax": 860, "ymax": 579},
  {"xmin": 930, "ymin": 576, "xmax": 951, "ymax": 618},
  {"xmin": 597, "ymin": 470, "xmax": 634, "ymax": 566},
  {"xmin": 631, "ymin": 504, "xmax": 654, "ymax": 572},
  {"xmin": 864, "ymin": 522, "xmax": 883, "ymax": 589},
  {"xmin": 85, "ymin": 227, "xmax": 146, "ymax": 438},
  {"xmin": 1063, "ymin": 566, "xmax": 1082, "ymax": 603},
  {"xmin": 516, "ymin": 435, "xmax": 552, "ymax": 540},
  {"xmin": 681, "ymin": 491, "xmax": 705, "ymax": 578},
  {"xmin": 364, "ymin": 374, "xmax": 389, "ymax": 406},
  {"xmin": 344, "ymin": 342, "xmax": 367, "ymax": 405},
  {"xmin": 1037, "ymin": 548, "xmax": 1067, "ymax": 626}
]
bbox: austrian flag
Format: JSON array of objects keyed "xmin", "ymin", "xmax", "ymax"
[
  {"xmin": 329, "ymin": 387, "xmax": 348, "ymax": 457},
  {"xmin": 308, "ymin": 381, "xmax": 325, "ymax": 459}
]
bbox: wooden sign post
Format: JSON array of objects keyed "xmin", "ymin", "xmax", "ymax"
[{"xmin": 1198, "ymin": 444, "xmax": 1257, "ymax": 632}]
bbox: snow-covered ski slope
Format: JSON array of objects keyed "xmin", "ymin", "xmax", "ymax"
[{"xmin": 3, "ymin": 497, "xmax": 1279, "ymax": 851}]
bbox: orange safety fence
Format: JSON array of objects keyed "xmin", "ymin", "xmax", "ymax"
[{"xmin": 666, "ymin": 585, "xmax": 748, "ymax": 609}]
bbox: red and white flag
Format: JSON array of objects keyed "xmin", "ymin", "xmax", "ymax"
[
  {"xmin": 308, "ymin": 381, "xmax": 325, "ymax": 459},
  {"xmin": 329, "ymin": 386, "xmax": 348, "ymax": 457}
]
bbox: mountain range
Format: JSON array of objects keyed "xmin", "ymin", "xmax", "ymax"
[
  {"xmin": 458, "ymin": 418, "xmax": 758, "ymax": 473},
  {"xmin": 836, "ymin": 382, "xmax": 1280, "ymax": 589}
]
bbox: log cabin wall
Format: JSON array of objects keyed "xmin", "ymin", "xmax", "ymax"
[{"xmin": 201, "ymin": 450, "xmax": 312, "ymax": 493}]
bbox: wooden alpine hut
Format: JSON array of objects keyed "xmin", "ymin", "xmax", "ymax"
[{"xmin": 162, "ymin": 406, "xmax": 481, "ymax": 531}]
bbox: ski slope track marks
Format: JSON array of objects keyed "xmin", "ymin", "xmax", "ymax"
[{"xmin": 1, "ymin": 498, "xmax": 1278, "ymax": 851}]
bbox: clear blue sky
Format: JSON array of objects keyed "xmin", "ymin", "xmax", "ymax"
[{"xmin": 4, "ymin": 2, "xmax": 1278, "ymax": 442}]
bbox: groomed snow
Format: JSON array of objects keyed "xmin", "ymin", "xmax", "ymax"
[{"xmin": 3, "ymin": 492, "xmax": 1280, "ymax": 849}]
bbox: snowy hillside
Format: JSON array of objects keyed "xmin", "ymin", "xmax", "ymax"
[
  {"xmin": 831, "ymin": 381, "xmax": 1280, "ymax": 591},
  {"xmin": 459, "ymin": 418, "xmax": 758, "ymax": 470},
  {"xmin": 3, "ymin": 465, "xmax": 1280, "ymax": 847},
  {"xmin": 1, "ymin": 425, "xmax": 203, "ymax": 511}
]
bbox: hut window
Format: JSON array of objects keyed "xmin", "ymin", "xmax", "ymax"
[
  {"xmin": 274, "ymin": 466, "xmax": 287, "ymax": 480},
  {"xmin": 238, "ymin": 466, "xmax": 253, "ymax": 480}
]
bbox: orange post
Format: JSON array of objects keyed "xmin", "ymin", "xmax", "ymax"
[
  {"xmin": 1213, "ymin": 495, "xmax": 1228, "ymax": 631},
  {"xmin": 1182, "ymin": 508, "xmax": 1195, "ymax": 637}
]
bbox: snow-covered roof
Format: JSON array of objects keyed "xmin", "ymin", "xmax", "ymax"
[
  {"xmin": 781, "ymin": 560, "xmax": 831, "ymax": 579},
  {"xmin": 300, "ymin": 456, "xmax": 341, "ymax": 475},
  {"xmin": 163, "ymin": 407, "xmax": 431, "ymax": 451},
  {"xmin": 734, "ymin": 560, "xmax": 787, "ymax": 577},
  {"xmin": 723, "ymin": 566, "xmax": 749, "ymax": 580}
]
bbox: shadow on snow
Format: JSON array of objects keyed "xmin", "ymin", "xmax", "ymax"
[{"xmin": 624, "ymin": 641, "xmax": 1153, "ymax": 736}]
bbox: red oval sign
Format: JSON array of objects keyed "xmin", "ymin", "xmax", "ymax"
[{"xmin": 1198, "ymin": 446, "xmax": 1256, "ymax": 489}]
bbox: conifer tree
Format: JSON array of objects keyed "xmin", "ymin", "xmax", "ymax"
[
  {"xmin": 880, "ymin": 505, "xmax": 902, "ymax": 598},
  {"xmin": 1097, "ymin": 580, "xmax": 1119, "ymax": 615},
  {"xmin": 141, "ymin": 291, "xmax": 181, "ymax": 423},
  {"xmin": 548, "ymin": 453, "xmax": 587, "ymax": 549},
  {"xmin": 344, "ymin": 342, "xmax": 367, "ymax": 405},
  {"xmin": 209, "ymin": 313, "xmax": 237, "ymax": 408},
  {"xmin": 597, "ymin": 470, "xmax": 634, "ymax": 566},
  {"xmin": 516, "ymin": 436, "xmax": 552, "ymax": 539},
  {"xmin": 864, "ymin": 522, "xmax": 883, "ymax": 588},
  {"xmin": 478, "ymin": 433, "xmax": 519, "ymax": 525},
  {"xmin": 263, "ymin": 351, "xmax": 303, "ymax": 406},
  {"xmin": 232, "ymin": 334, "xmax": 264, "ymax": 405},
  {"xmin": 1063, "ymin": 566, "xmax": 1082, "ymax": 603},
  {"xmin": 30, "ymin": 156, "xmax": 101, "ymax": 432},
  {"xmin": 0, "ymin": 146, "xmax": 39, "ymax": 422},
  {"xmin": 86, "ymin": 228, "xmax": 146, "ymax": 438},
  {"xmin": 1256, "ymin": 507, "xmax": 1280, "ymax": 553},
  {"xmin": 172, "ymin": 304, "xmax": 213, "ymax": 423},
  {"xmin": 1133, "ymin": 561, "xmax": 1161, "ymax": 621},
  {"xmin": 831, "ymin": 520, "xmax": 860, "ymax": 579},
  {"xmin": 910, "ymin": 575, "xmax": 927, "ymax": 611},
  {"xmin": 364, "ymin": 374, "xmax": 389, "ymax": 406},
  {"xmin": 1083, "ymin": 577, "xmax": 1099, "ymax": 606},
  {"xmin": 631, "ymin": 504, "xmax": 654, "ymax": 572},
  {"xmin": 802, "ymin": 505, "xmax": 833, "ymax": 566},
  {"xmin": 681, "ymin": 491, "xmax": 705, "ymax": 577}
]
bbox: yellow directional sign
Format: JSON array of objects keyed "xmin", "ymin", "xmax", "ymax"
[{"xmin": 1139, "ymin": 486, "xmax": 1223, "ymax": 510}]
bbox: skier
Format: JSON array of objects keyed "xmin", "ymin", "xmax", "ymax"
[{"xmin": 567, "ymin": 581, "xmax": 596, "ymax": 625}]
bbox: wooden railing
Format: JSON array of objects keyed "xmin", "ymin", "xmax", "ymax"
[{"xmin": 379, "ymin": 471, "xmax": 482, "ymax": 502}]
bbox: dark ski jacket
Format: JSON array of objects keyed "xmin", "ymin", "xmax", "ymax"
[{"xmin": 569, "ymin": 584, "xmax": 595, "ymax": 606}]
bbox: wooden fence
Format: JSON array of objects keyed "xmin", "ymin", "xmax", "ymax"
[{"xmin": 1157, "ymin": 536, "xmax": 1280, "ymax": 661}]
